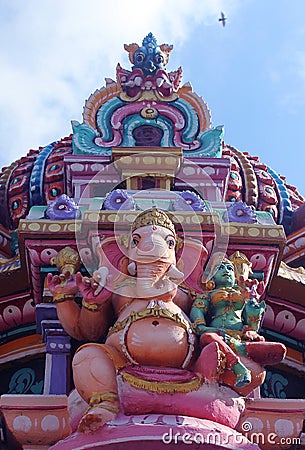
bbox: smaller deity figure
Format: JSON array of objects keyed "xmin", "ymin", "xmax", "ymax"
[{"xmin": 190, "ymin": 252, "xmax": 286, "ymax": 390}]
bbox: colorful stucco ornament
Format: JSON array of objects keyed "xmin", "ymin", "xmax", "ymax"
[
  {"xmin": 223, "ymin": 201, "xmax": 258, "ymax": 223},
  {"xmin": 44, "ymin": 194, "xmax": 81, "ymax": 220},
  {"xmin": 71, "ymin": 33, "xmax": 224, "ymax": 157},
  {"xmin": 44, "ymin": 210, "xmax": 287, "ymax": 439},
  {"xmin": 1, "ymin": 32, "xmax": 305, "ymax": 450}
]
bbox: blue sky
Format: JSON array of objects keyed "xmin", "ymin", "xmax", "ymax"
[{"xmin": 0, "ymin": 0, "xmax": 304, "ymax": 197}]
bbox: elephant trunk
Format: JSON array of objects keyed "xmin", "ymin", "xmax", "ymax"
[{"xmin": 135, "ymin": 261, "xmax": 178, "ymax": 300}]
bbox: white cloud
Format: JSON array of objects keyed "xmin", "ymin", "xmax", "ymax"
[{"xmin": 0, "ymin": 0, "xmax": 241, "ymax": 167}]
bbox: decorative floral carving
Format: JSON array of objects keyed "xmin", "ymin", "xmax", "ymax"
[
  {"xmin": 223, "ymin": 202, "xmax": 258, "ymax": 223},
  {"xmin": 102, "ymin": 189, "xmax": 135, "ymax": 211},
  {"xmin": 173, "ymin": 191, "xmax": 206, "ymax": 212},
  {"xmin": 45, "ymin": 194, "xmax": 81, "ymax": 220}
]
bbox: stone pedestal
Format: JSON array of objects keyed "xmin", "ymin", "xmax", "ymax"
[
  {"xmin": 50, "ymin": 413, "xmax": 259, "ymax": 450},
  {"xmin": 0, "ymin": 394, "xmax": 71, "ymax": 449},
  {"xmin": 237, "ymin": 398, "xmax": 305, "ymax": 450}
]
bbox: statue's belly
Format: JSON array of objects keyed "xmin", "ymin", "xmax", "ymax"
[{"xmin": 125, "ymin": 317, "xmax": 189, "ymax": 367}]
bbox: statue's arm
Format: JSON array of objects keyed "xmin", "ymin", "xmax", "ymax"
[
  {"xmin": 54, "ymin": 299, "xmax": 112, "ymax": 341},
  {"xmin": 241, "ymin": 296, "xmax": 266, "ymax": 341},
  {"xmin": 76, "ymin": 299, "xmax": 113, "ymax": 341},
  {"xmin": 242, "ymin": 297, "xmax": 266, "ymax": 331},
  {"xmin": 75, "ymin": 272, "xmax": 114, "ymax": 341},
  {"xmin": 174, "ymin": 287, "xmax": 193, "ymax": 314},
  {"xmin": 47, "ymin": 272, "xmax": 113, "ymax": 342},
  {"xmin": 189, "ymin": 295, "xmax": 220, "ymax": 335}
]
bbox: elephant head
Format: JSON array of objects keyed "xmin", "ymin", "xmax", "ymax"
[
  {"xmin": 127, "ymin": 208, "xmax": 184, "ymax": 299},
  {"xmin": 92, "ymin": 208, "xmax": 208, "ymax": 299}
]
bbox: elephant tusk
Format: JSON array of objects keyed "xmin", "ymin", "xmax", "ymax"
[
  {"xmin": 166, "ymin": 264, "xmax": 184, "ymax": 283},
  {"xmin": 127, "ymin": 261, "xmax": 137, "ymax": 276}
]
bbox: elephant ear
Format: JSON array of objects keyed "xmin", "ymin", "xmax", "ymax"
[
  {"xmin": 94, "ymin": 234, "xmax": 129, "ymax": 283},
  {"xmin": 176, "ymin": 237, "xmax": 208, "ymax": 294}
]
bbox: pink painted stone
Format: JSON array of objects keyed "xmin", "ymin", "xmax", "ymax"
[
  {"xmin": 67, "ymin": 368, "xmax": 245, "ymax": 433},
  {"xmin": 50, "ymin": 414, "xmax": 259, "ymax": 450},
  {"xmin": 237, "ymin": 398, "xmax": 305, "ymax": 450},
  {"xmin": 117, "ymin": 370, "xmax": 245, "ymax": 429},
  {"xmin": 0, "ymin": 394, "xmax": 71, "ymax": 448}
]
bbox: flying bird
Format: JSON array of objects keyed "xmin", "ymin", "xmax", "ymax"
[{"xmin": 219, "ymin": 11, "xmax": 227, "ymax": 27}]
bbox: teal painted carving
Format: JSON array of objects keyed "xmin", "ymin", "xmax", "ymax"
[
  {"xmin": 71, "ymin": 34, "xmax": 220, "ymax": 156},
  {"xmin": 96, "ymin": 97, "xmax": 125, "ymax": 141},
  {"xmin": 261, "ymin": 371, "xmax": 288, "ymax": 399},
  {"xmin": 170, "ymin": 98, "xmax": 199, "ymax": 144},
  {"xmin": 185, "ymin": 125, "xmax": 224, "ymax": 158},
  {"xmin": 267, "ymin": 165, "xmax": 293, "ymax": 231},
  {"xmin": 71, "ymin": 120, "xmax": 112, "ymax": 156},
  {"xmin": 243, "ymin": 298, "xmax": 266, "ymax": 331},
  {"xmin": 8, "ymin": 368, "xmax": 43, "ymax": 395}
]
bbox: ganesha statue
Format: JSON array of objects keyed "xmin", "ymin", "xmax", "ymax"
[{"xmin": 47, "ymin": 208, "xmax": 286, "ymax": 434}]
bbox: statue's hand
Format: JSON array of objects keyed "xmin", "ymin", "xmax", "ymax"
[
  {"xmin": 92, "ymin": 266, "xmax": 110, "ymax": 295},
  {"xmin": 242, "ymin": 327, "xmax": 265, "ymax": 341},
  {"xmin": 47, "ymin": 272, "xmax": 78, "ymax": 302},
  {"xmin": 75, "ymin": 272, "xmax": 112, "ymax": 304},
  {"xmin": 243, "ymin": 279, "xmax": 265, "ymax": 299},
  {"xmin": 246, "ymin": 298, "xmax": 266, "ymax": 313}
]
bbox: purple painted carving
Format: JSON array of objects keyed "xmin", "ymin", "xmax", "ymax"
[
  {"xmin": 44, "ymin": 328, "xmax": 71, "ymax": 395},
  {"xmin": 173, "ymin": 191, "xmax": 206, "ymax": 212},
  {"xmin": 44, "ymin": 194, "xmax": 81, "ymax": 220},
  {"xmin": 35, "ymin": 304, "xmax": 71, "ymax": 395},
  {"xmin": 223, "ymin": 202, "xmax": 258, "ymax": 223},
  {"xmin": 102, "ymin": 189, "xmax": 135, "ymax": 210}
]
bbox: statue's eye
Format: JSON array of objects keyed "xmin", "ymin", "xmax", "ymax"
[
  {"xmin": 167, "ymin": 239, "xmax": 175, "ymax": 249},
  {"xmin": 131, "ymin": 237, "xmax": 139, "ymax": 248},
  {"xmin": 135, "ymin": 52, "xmax": 145, "ymax": 64},
  {"xmin": 155, "ymin": 53, "xmax": 164, "ymax": 64}
]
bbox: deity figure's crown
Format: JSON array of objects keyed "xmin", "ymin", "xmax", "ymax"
[
  {"xmin": 131, "ymin": 208, "xmax": 176, "ymax": 236},
  {"xmin": 210, "ymin": 256, "xmax": 233, "ymax": 274}
]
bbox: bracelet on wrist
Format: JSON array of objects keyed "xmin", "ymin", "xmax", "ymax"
[
  {"xmin": 53, "ymin": 293, "xmax": 75, "ymax": 303},
  {"xmin": 82, "ymin": 299, "xmax": 104, "ymax": 312}
]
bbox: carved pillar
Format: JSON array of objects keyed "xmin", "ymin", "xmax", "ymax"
[
  {"xmin": 43, "ymin": 328, "xmax": 71, "ymax": 395},
  {"xmin": 36, "ymin": 304, "xmax": 71, "ymax": 395}
]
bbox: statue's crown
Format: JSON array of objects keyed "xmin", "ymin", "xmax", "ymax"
[{"xmin": 131, "ymin": 208, "xmax": 176, "ymax": 235}]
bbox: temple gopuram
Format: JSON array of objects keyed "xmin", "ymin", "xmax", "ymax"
[{"xmin": 0, "ymin": 33, "xmax": 305, "ymax": 450}]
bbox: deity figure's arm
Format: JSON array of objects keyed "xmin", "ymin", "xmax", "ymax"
[
  {"xmin": 173, "ymin": 287, "xmax": 194, "ymax": 314},
  {"xmin": 190, "ymin": 294, "xmax": 224, "ymax": 336},
  {"xmin": 47, "ymin": 272, "xmax": 113, "ymax": 342},
  {"xmin": 242, "ymin": 297, "xmax": 266, "ymax": 340}
]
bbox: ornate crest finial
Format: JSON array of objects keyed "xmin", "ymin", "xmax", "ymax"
[
  {"xmin": 123, "ymin": 33, "xmax": 173, "ymax": 76},
  {"xmin": 142, "ymin": 32, "xmax": 157, "ymax": 50},
  {"xmin": 131, "ymin": 208, "xmax": 176, "ymax": 236}
]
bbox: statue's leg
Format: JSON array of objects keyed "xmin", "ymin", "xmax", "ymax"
[
  {"xmin": 193, "ymin": 340, "xmax": 223, "ymax": 382},
  {"xmin": 245, "ymin": 341, "xmax": 286, "ymax": 365},
  {"xmin": 72, "ymin": 343, "xmax": 126, "ymax": 433},
  {"xmin": 199, "ymin": 333, "xmax": 251, "ymax": 388}
]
